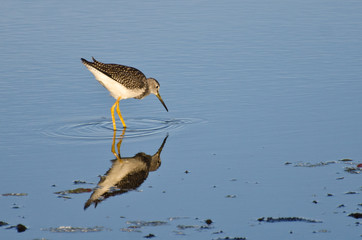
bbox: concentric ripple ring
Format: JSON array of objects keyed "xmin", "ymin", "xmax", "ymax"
[{"xmin": 42, "ymin": 117, "xmax": 200, "ymax": 141}]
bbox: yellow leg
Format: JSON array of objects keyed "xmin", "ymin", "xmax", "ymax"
[
  {"xmin": 111, "ymin": 101, "xmax": 117, "ymax": 131},
  {"xmin": 110, "ymin": 96, "xmax": 126, "ymax": 130},
  {"xmin": 111, "ymin": 131, "xmax": 118, "ymax": 158},
  {"xmin": 115, "ymin": 98, "xmax": 127, "ymax": 128},
  {"xmin": 111, "ymin": 128, "xmax": 126, "ymax": 162},
  {"xmin": 116, "ymin": 128, "xmax": 126, "ymax": 155}
]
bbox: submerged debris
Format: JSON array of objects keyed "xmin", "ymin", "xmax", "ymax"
[
  {"xmin": 177, "ymin": 225, "xmax": 198, "ymax": 230},
  {"xmin": 213, "ymin": 237, "xmax": 246, "ymax": 240},
  {"xmin": 6, "ymin": 224, "xmax": 27, "ymax": 232},
  {"xmin": 168, "ymin": 217, "xmax": 190, "ymax": 221},
  {"xmin": 144, "ymin": 233, "xmax": 156, "ymax": 238},
  {"xmin": 121, "ymin": 220, "xmax": 168, "ymax": 233},
  {"xmin": 345, "ymin": 191, "xmax": 358, "ymax": 195},
  {"xmin": 120, "ymin": 227, "xmax": 142, "ymax": 233},
  {"xmin": 225, "ymin": 195, "xmax": 237, "ymax": 198},
  {"xmin": 120, "ymin": 217, "xmax": 218, "ymax": 236},
  {"xmin": 339, "ymin": 159, "xmax": 353, "ymax": 162},
  {"xmin": 258, "ymin": 217, "xmax": 322, "ymax": 223},
  {"xmin": 344, "ymin": 167, "xmax": 361, "ymax": 174},
  {"xmin": 173, "ymin": 230, "xmax": 186, "ymax": 235},
  {"xmin": 124, "ymin": 218, "xmax": 215, "ymax": 234},
  {"xmin": 177, "ymin": 224, "xmax": 213, "ymax": 231},
  {"xmin": 312, "ymin": 229, "xmax": 330, "ymax": 233},
  {"xmin": 43, "ymin": 226, "xmax": 104, "ymax": 233},
  {"xmin": 294, "ymin": 161, "xmax": 336, "ymax": 167},
  {"xmin": 54, "ymin": 188, "xmax": 92, "ymax": 195},
  {"xmin": 289, "ymin": 159, "xmax": 361, "ymax": 175},
  {"xmin": 1, "ymin": 193, "xmax": 28, "ymax": 197},
  {"xmin": 73, "ymin": 180, "xmax": 89, "ymax": 184},
  {"xmin": 348, "ymin": 213, "xmax": 362, "ymax": 219},
  {"xmin": 0, "ymin": 221, "xmax": 9, "ymax": 227},
  {"xmin": 12, "ymin": 203, "xmax": 21, "ymax": 209},
  {"xmin": 126, "ymin": 220, "xmax": 168, "ymax": 227}
]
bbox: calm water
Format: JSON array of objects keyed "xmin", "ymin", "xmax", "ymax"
[{"xmin": 1, "ymin": 1, "xmax": 362, "ymax": 239}]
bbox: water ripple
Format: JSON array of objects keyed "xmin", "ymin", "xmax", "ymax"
[{"xmin": 42, "ymin": 117, "xmax": 200, "ymax": 141}]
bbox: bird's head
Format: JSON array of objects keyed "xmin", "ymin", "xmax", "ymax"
[{"xmin": 147, "ymin": 78, "xmax": 168, "ymax": 112}]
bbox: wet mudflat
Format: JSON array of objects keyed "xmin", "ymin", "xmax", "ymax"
[{"xmin": 1, "ymin": 1, "xmax": 362, "ymax": 239}]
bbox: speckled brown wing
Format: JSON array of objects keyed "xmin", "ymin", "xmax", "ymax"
[{"xmin": 86, "ymin": 58, "xmax": 146, "ymax": 90}]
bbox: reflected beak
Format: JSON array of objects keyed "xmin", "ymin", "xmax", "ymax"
[{"xmin": 156, "ymin": 92, "xmax": 168, "ymax": 112}]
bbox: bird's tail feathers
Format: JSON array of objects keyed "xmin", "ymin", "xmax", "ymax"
[
  {"xmin": 92, "ymin": 56, "xmax": 99, "ymax": 63},
  {"xmin": 80, "ymin": 58, "xmax": 89, "ymax": 64},
  {"xmin": 81, "ymin": 57, "xmax": 100, "ymax": 65}
]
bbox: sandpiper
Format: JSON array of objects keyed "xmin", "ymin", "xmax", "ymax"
[{"xmin": 81, "ymin": 57, "xmax": 168, "ymax": 130}]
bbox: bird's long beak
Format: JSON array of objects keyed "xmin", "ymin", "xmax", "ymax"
[{"xmin": 156, "ymin": 92, "xmax": 168, "ymax": 112}]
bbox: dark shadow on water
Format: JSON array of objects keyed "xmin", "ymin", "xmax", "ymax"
[{"xmin": 84, "ymin": 129, "xmax": 168, "ymax": 210}]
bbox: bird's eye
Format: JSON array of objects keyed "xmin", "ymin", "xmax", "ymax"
[{"xmin": 156, "ymin": 85, "xmax": 159, "ymax": 89}]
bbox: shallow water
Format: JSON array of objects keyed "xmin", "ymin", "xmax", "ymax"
[
  {"xmin": 41, "ymin": 117, "xmax": 198, "ymax": 141},
  {"xmin": 1, "ymin": 1, "xmax": 362, "ymax": 239}
]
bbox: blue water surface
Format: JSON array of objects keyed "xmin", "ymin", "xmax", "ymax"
[{"xmin": 0, "ymin": 1, "xmax": 361, "ymax": 239}]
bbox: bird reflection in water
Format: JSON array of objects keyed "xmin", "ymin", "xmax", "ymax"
[{"xmin": 84, "ymin": 130, "xmax": 168, "ymax": 210}]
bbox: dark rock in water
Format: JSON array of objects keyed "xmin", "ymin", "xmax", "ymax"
[
  {"xmin": 144, "ymin": 233, "xmax": 155, "ymax": 238},
  {"xmin": 225, "ymin": 195, "xmax": 237, "ymax": 198},
  {"xmin": 345, "ymin": 191, "xmax": 358, "ymax": 194},
  {"xmin": 0, "ymin": 221, "xmax": 9, "ymax": 226},
  {"xmin": 258, "ymin": 217, "xmax": 322, "ymax": 223},
  {"xmin": 205, "ymin": 219, "xmax": 213, "ymax": 225},
  {"xmin": 73, "ymin": 180, "xmax": 88, "ymax": 184},
  {"xmin": 16, "ymin": 224, "xmax": 27, "ymax": 232},
  {"xmin": 214, "ymin": 237, "xmax": 246, "ymax": 240},
  {"xmin": 5, "ymin": 224, "xmax": 27, "ymax": 232},
  {"xmin": 340, "ymin": 158, "xmax": 353, "ymax": 162},
  {"xmin": 348, "ymin": 213, "xmax": 362, "ymax": 219}
]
